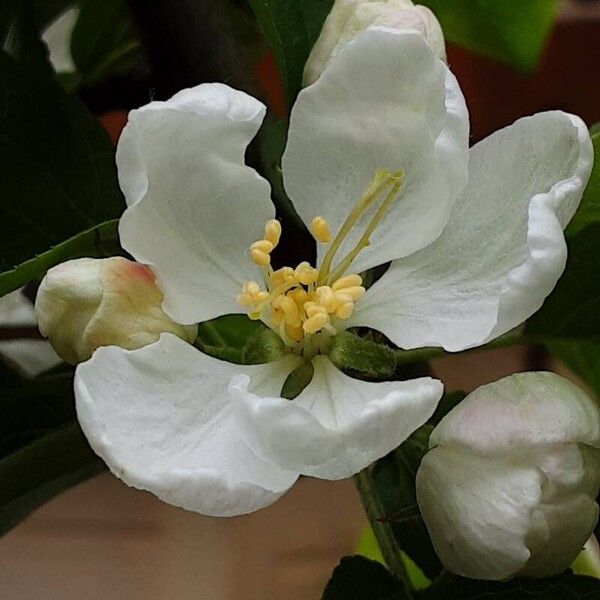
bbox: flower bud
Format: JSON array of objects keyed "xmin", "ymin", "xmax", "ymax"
[
  {"xmin": 35, "ymin": 257, "xmax": 197, "ymax": 364},
  {"xmin": 304, "ymin": 0, "xmax": 445, "ymax": 86},
  {"xmin": 416, "ymin": 372, "xmax": 600, "ymax": 580}
]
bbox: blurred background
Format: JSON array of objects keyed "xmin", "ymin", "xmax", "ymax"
[{"xmin": 1, "ymin": 0, "xmax": 600, "ymax": 598}]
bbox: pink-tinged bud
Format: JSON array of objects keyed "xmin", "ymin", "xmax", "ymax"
[
  {"xmin": 304, "ymin": 0, "xmax": 446, "ymax": 86},
  {"xmin": 35, "ymin": 257, "xmax": 197, "ymax": 364}
]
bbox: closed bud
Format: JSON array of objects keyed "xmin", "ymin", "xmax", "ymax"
[
  {"xmin": 304, "ymin": 0, "xmax": 445, "ymax": 86},
  {"xmin": 35, "ymin": 257, "xmax": 197, "ymax": 364},
  {"xmin": 416, "ymin": 372, "xmax": 600, "ymax": 580}
]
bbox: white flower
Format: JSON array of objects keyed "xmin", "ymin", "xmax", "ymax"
[
  {"xmin": 74, "ymin": 29, "xmax": 591, "ymax": 517},
  {"xmin": 0, "ymin": 289, "xmax": 61, "ymax": 377},
  {"xmin": 304, "ymin": 0, "xmax": 446, "ymax": 86},
  {"xmin": 41, "ymin": 6, "xmax": 80, "ymax": 75},
  {"xmin": 35, "ymin": 257, "xmax": 197, "ymax": 364},
  {"xmin": 416, "ymin": 372, "xmax": 600, "ymax": 580}
]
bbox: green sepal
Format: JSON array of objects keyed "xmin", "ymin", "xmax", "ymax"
[
  {"xmin": 281, "ymin": 359, "xmax": 314, "ymax": 399},
  {"xmin": 328, "ymin": 330, "xmax": 397, "ymax": 380}
]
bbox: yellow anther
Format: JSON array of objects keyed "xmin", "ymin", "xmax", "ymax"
[
  {"xmin": 285, "ymin": 323, "xmax": 304, "ymax": 343},
  {"xmin": 237, "ymin": 281, "xmax": 269, "ymax": 306},
  {"xmin": 250, "ymin": 240, "xmax": 274, "ymax": 253},
  {"xmin": 273, "ymin": 295, "xmax": 301, "ymax": 327},
  {"xmin": 332, "ymin": 274, "xmax": 363, "ymax": 291},
  {"xmin": 341, "ymin": 286, "xmax": 365, "ymax": 301},
  {"xmin": 335, "ymin": 302, "xmax": 354, "ymax": 319},
  {"xmin": 264, "ymin": 219, "xmax": 282, "ymax": 247},
  {"xmin": 250, "ymin": 248, "xmax": 271, "ymax": 266},
  {"xmin": 270, "ymin": 266, "xmax": 295, "ymax": 288},
  {"xmin": 315, "ymin": 286, "xmax": 336, "ymax": 312},
  {"xmin": 294, "ymin": 261, "xmax": 318, "ymax": 286},
  {"xmin": 303, "ymin": 311, "xmax": 329, "ymax": 334},
  {"xmin": 304, "ymin": 301, "xmax": 327, "ymax": 318},
  {"xmin": 311, "ymin": 216, "xmax": 331, "ymax": 243}
]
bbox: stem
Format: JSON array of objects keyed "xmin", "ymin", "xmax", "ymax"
[
  {"xmin": 394, "ymin": 329, "xmax": 524, "ymax": 366},
  {"xmin": 354, "ymin": 468, "xmax": 414, "ymax": 599}
]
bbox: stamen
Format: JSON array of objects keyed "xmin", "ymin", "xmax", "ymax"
[
  {"xmin": 327, "ymin": 170, "xmax": 404, "ymax": 284},
  {"xmin": 250, "ymin": 248, "xmax": 271, "ymax": 266},
  {"xmin": 264, "ymin": 219, "xmax": 282, "ymax": 247},
  {"xmin": 317, "ymin": 168, "xmax": 396, "ymax": 285},
  {"xmin": 294, "ymin": 262, "xmax": 318, "ymax": 286},
  {"xmin": 311, "ymin": 216, "xmax": 331, "ymax": 243}
]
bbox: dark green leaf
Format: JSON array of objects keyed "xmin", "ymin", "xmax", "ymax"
[
  {"xmin": 249, "ymin": 0, "xmax": 333, "ymax": 108},
  {"xmin": 0, "ymin": 51, "xmax": 125, "ymax": 281},
  {"xmin": 71, "ymin": 0, "xmax": 141, "ymax": 87},
  {"xmin": 321, "ymin": 555, "xmax": 407, "ymax": 600},
  {"xmin": 423, "ymin": 571, "xmax": 600, "ymax": 599},
  {"xmin": 567, "ymin": 131, "xmax": 600, "ymax": 236},
  {"xmin": 329, "ymin": 330, "xmax": 397, "ymax": 380},
  {"xmin": 281, "ymin": 359, "xmax": 314, "ymax": 399},
  {"xmin": 371, "ymin": 426, "xmax": 442, "ymax": 580},
  {"xmin": 422, "ymin": 0, "xmax": 559, "ymax": 73},
  {"xmin": 548, "ymin": 340, "xmax": 600, "ymax": 397},
  {"xmin": 525, "ymin": 224, "xmax": 600, "ymax": 340},
  {"xmin": 32, "ymin": 0, "xmax": 74, "ymax": 29},
  {"xmin": 0, "ymin": 421, "xmax": 105, "ymax": 536},
  {"xmin": 0, "ymin": 219, "xmax": 121, "ymax": 297},
  {"xmin": 196, "ymin": 314, "xmax": 286, "ymax": 364},
  {"xmin": 1, "ymin": 0, "xmax": 52, "ymax": 78},
  {"xmin": 257, "ymin": 117, "xmax": 305, "ymax": 230},
  {"xmin": 1, "ymin": 372, "xmax": 75, "ymax": 457}
]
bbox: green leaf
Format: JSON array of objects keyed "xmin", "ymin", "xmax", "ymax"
[
  {"xmin": 196, "ymin": 314, "xmax": 286, "ymax": 364},
  {"xmin": 371, "ymin": 426, "xmax": 443, "ymax": 580},
  {"xmin": 32, "ymin": 0, "xmax": 74, "ymax": 29},
  {"xmin": 567, "ymin": 131, "xmax": 600, "ymax": 236},
  {"xmin": 525, "ymin": 224, "xmax": 600, "ymax": 340},
  {"xmin": 423, "ymin": 571, "xmax": 600, "ymax": 599},
  {"xmin": 71, "ymin": 0, "xmax": 141, "ymax": 87},
  {"xmin": 0, "ymin": 421, "xmax": 105, "ymax": 536},
  {"xmin": 321, "ymin": 555, "xmax": 407, "ymax": 600},
  {"xmin": 0, "ymin": 372, "xmax": 75, "ymax": 457},
  {"xmin": 1, "ymin": 0, "xmax": 53, "ymax": 78},
  {"xmin": 0, "ymin": 51, "xmax": 125, "ymax": 280},
  {"xmin": 329, "ymin": 330, "xmax": 397, "ymax": 380},
  {"xmin": 548, "ymin": 340, "xmax": 600, "ymax": 398},
  {"xmin": 0, "ymin": 219, "xmax": 120, "ymax": 297},
  {"xmin": 422, "ymin": 0, "xmax": 559, "ymax": 72},
  {"xmin": 249, "ymin": 0, "xmax": 333, "ymax": 108}
]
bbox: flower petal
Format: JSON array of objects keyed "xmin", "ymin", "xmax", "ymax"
[
  {"xmin": 349, "ymin": 111, "xmax": 593, "ymax": 351},
  {"xmin": 75, "ymin": 334, "xmax": 300, "ymax": 517},
  {"xmin": 282, "ymin": 28, "xmax": 468, "ymax": 272},
  {"xmin": 416, "ymin": 445, "xmax": 544, "ymax": 580},
  {"xmin": 430, "ymin": 371, "xmax": 600, "ymax": 453},
  {"xmin": 232, "ymin": 355, "xmax": 442, "ymax": 480},
  {"xmin": 118, "ymin": 84, "xmax": 275, "ymax": 324}
]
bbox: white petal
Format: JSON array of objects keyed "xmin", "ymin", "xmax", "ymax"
[
  {"xmin": 41, "ymin": 6, "xmax": 80, "ymax": 74},
  {"xmin": 232, "ymin": 355, "xmax": 442, "ymax": 480},
  {"xmin": 416, "ymin": 446, "xmax": 544, "ymax": 580},
  {"xmin": 350, "ymin": 111, "xmax": 593, "ymax": 351},
  {"xmin": 118, "ymin": 84, "xmax": 275, "ymax": 324},
  {"xmin": 282, "ymin": 29, "xmax": 468, "ymax": 272},
  {"xmin": 431, "ymin": 371, "xmax": 600, "ymax": 453},
  {"xmin": 75, "ymin": 334, "xmax": 300, "ymax": 517}
]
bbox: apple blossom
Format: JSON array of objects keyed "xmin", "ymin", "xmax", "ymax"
[
  {"xmin": 303, "ymin": 0, "xmax": 446, "ymax": 86},
  {"xmin": 41, "ymin": 6, "xmax": 80, "ymax": 76},
  {"xmin": 416, "ymin": 372, "xmax": 600, "ymax": 580},
  {"xmin": 72, "ymin": 29, "xmax": 591, "ymax": 517},
  {"xmin": 35, "ymin": 257, "xmax": 197, "ymax": 364}
]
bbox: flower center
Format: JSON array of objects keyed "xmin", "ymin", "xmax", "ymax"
[{"xmin": 237, "ymin": 168, "xmax": 404, "ymax": 354}]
